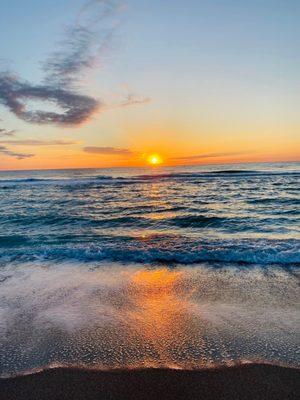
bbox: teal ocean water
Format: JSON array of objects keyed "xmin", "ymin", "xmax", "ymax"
[{"xmin": 0, "ymin": 163, "xmax": 299, "ymax": 375}]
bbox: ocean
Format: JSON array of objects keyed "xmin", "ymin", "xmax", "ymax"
[{"xmin": 0, "ymin": 162, "xmax": 299, "ymax": 376}]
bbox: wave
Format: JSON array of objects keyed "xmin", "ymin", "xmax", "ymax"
[
  {"xmin": 168, "ymin": 215, "xmax": 225, "ymax": 227},
  {"xmin": 1, "ymin": 214, "xmax": 152, "ymax": 228},
  {"xmin": 2, "ymin": 211, "xmax": 297, "ymax": 232},
  {"xmin": 0, "ymin": 178, "xmax": 51, "ymax": 183},
  {"xmin": 0, "ymin": 235, "xmax": 29, "ymax": 247},
  {"xmin": 133, "ymin": 171, "xmax": 300, "ymax": 182},
  {"xmin": 1, "ymin": 170, "xmax": 299, "ymax": 187},
  {"xmin": 247, "ymin": 197, "xmax": 300, "ymax": 205},
  {"xmin": 210, "ymin": 170, "xmax": 251, "ymax": 174},
  {"xmin": 0, "ymin": 238, "xmax": 299, "ymax": 266}
]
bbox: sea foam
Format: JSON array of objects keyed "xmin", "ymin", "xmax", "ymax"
[{"xmin": 0, "ymin": 261, "xmax": 299, "ymax": 375}]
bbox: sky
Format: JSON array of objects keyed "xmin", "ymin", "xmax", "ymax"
[{"xmin": 0, "ymin": 0, "xmax": 299, "ymax": 170}]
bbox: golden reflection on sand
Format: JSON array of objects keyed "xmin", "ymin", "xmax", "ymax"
[
  {"xmin": 1, "ymin": 263, "xmax": 298, "ymax": 373},
  {"xmin": 125, "ymin": 268, "xmax": 202, "ymax": 366}
]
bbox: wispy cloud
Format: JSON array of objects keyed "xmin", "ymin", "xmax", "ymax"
[
  {"xmin": 0, "ymin": 136, "xmax": 75, "ymax": 159},
  {"xmin": 171, "ymin": 151, "xmax": 252, "ymax": 161},
  {"xmin": 0, "ymin": 128, "xmax": 16, "ymax": 137},
  {"xmin": 0, "ymin": 1, "xmax": 145, "ymax": 127},
  {"xmin": 118, "ymin": 94, "xmax": 151, "ymax": 108},
  {"xmin": 83, "ymin": 146, "xmax": 132, "ymax": 155},
  {"xmin": 0, "ymin": 139, "xmax": 76, "ymax": 146},
  {"xmin": 0, "ymin": 145, "xmax": 33, "ymax": 160},
  {"xmin": 42, "ymin": 0, "xmax": 120, "ymax": 88}
]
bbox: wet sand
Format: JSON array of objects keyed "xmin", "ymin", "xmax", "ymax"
[{"xmin": 1, "ymin": 364, "xmax": 299, "ymax": 400}]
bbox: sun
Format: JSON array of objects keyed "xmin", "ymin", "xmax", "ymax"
[{"xmin": 147, "ymin": 153, "xmax": 163, "ymax": 166}]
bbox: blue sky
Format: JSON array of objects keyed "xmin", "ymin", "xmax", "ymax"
[{"xmin": 0, "ymin": 0, "xmax": 299, "ymax": 169}]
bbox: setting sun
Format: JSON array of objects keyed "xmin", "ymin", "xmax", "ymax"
[{"xmin": 148, "ymin": 154, "xmax": 163, "ymax": 166}]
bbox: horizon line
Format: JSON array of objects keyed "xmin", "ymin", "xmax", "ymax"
[{"xmin": 0, "ymin": 159, "xmax": 299, "ymax": 173}]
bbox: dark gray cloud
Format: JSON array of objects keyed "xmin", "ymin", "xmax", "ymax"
[
  {"xmin": 0, "ymin": 72, "xmax": 100, "ymax": 126},
  {"xmin": 0, "ymin": 145, "xmax": 33, "ymax": 160},
  {"xmin": 0, "ymin": 1, "xmax": 148, "ymax": 129},
  {"xmin": 171, "ymin": 151, "xmax": 252, "ymax": 161},
  {"xmin": 0, "ymin": 1, "xmax": 119, "ymax": 127},
  {"xmin": 83, "ymin": 146, "xmax": 132, "ymax": 155},
  {"xmin": 0, "ymin": 139, "xmax": 76, "ymax": 146},
  {"xmin": 0, "ymin": 128, "xmax": 16, "ymax": 137}
]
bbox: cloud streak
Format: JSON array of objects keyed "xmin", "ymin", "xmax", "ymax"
[
  {"xmin": 0, "ymin": 145, "xmax": 33, "ymax": 160},
  {"xmin": 0, "ymin": 139, "xmax": 76, "ymax": 146},
  {"xmin": 42, "ymin": 0, "xmax": 120, "ymax": 88},
  {"xmin": 118, "ymin": 94, "xmax": 151, "ymax": 108},
  {"xmin": 171, "ymin": 151, "xmax": 252, "ymax": 161},
  {"xmin": 0, "ymin": 128, "xmax": 16, "ymax": 137},
  {"xmin": 83, "ymin": 146, "xmax": 132, "ymax": 155}
]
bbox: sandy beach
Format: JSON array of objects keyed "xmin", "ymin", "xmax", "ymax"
[{"xmin": 1, "ymin": 364, "xmax": 299, "ymax": 400}]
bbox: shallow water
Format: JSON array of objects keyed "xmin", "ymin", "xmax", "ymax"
[
  {"xmin": 0, "ymin": 262, "xmax": 299, "ymax": 375},
  {"xmin": 0, "ymin": 163, "xmax": 299, "ymax": 375}
]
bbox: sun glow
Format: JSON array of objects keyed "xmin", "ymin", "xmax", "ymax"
[{"xmin": 148, "ymin": 153, "xmax": 162, "ymax": 165}]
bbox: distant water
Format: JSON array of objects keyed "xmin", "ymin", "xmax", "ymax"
[{"xmin": 0, "ymin": 163, "xmax": 299, "ymax": 375}]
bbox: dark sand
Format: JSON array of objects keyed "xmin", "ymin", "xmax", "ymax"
[{"xmin": 1, "ymin": 364, "xmax": 299, "ymax": 400}]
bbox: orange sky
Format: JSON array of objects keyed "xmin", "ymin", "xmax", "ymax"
[{"xmin": 1, "ymin": 115, "xmax": 299, "ymax": 170}]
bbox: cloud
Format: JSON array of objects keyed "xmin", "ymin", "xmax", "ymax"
[
  {"xmin": 171, "ymin": 151, "xmax": 252, "ymax": 161},
  {"xmin": 0, "ymin": 145, "xmax": 33, "ymax": 160},
  {"xmin": 0, "ymin": 1, "xmax": 122, "ymax": 127},
  {"xmin": 0, "ymin": 128, "xmax": 16, "ymax": 137},
  {"xmin": 118, "ymin": 94, "xmax": 151, "ymax": 108},
  {"xmin": 0, "ymin": 139, "xmax": 76, "ymax": 146},
  {"xmin": 42, "ymin": 1, "xmax": 120, "ymax": 88},
  {"xmin": 0, "ymin": 72, "xmax": 100, "ymax": 126},
  {"xmin": 83, "ymin": 146, "xmax": 132, "ymax": 155},
  {"xmin": 0, "ymin": 1, "xmax": 149, "ymax": 128}
]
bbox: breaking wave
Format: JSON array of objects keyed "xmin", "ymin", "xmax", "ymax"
[{"xmin": 0, "ymin": 238, "xmax": 299, "ymax": 266}]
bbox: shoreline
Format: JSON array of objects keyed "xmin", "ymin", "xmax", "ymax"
[{"xmin": 1, "ymin": 364, "xmax": 299, "ymax": 400}]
